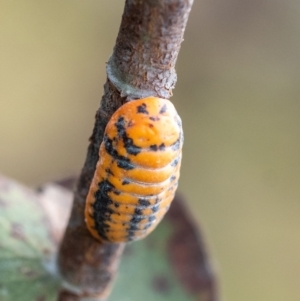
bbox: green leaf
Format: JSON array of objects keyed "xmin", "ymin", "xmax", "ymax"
[
  {"xmin": 108, "ymin": 221, "xmax": 195, "ymax": 301},
  {"xmin": 0, "ymin": 176, "xmax": 60, "ymax": 301}
]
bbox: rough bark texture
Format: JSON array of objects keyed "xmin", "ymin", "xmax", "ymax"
[
  {"xmin": 57, "ymin": 0, "xmax": 194, "ymax": 299},
  {"xmin": 107, "ymin": 0, "xmax": 194, "ymax": 100}
]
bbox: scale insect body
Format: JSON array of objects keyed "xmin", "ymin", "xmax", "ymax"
[{"xmin": 85, "ymin": 96, "xmax": 183, "ymax": 243}]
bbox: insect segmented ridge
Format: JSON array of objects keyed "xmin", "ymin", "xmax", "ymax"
[{"xmin": 85, "ymin": 96, "xmax": 183, "ymax": 243}]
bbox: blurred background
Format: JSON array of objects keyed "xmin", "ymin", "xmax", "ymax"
[{"xmin": 1, "ymin": 1, "xmax": 299, "ymax": 300}]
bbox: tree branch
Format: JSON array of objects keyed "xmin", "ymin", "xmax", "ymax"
[{"xmin": 57, "ymin": 0, "xmax": 194, "ymax": 300}]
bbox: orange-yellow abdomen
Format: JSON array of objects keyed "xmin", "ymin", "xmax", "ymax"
[{"xmin": 85, "ymin": 97, "xmax": 183, "ymax": 243}]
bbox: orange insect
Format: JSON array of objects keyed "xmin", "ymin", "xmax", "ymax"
[{"xmin": 85, "ymin": 96, "xmax": 183, "ymax": 243}]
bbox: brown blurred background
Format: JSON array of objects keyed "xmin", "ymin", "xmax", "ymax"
[{"xmin": 1, "ymin": 1, "xmax": 299, "ymax": 300}]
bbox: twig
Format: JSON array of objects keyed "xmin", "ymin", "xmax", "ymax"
[{"xmin": 57, "ymin": 0, "xmax": 194, "ymax": 300}]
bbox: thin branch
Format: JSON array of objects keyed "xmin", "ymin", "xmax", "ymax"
[{"xmin": 57, "ymin": 0, "xmax": 194, "ymax": 300}]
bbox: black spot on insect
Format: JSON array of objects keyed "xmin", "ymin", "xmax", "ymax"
[
  {"xmin": 135, "ymin": 208, "xmax": 143, "ymax": 215},
  {"xmin": 171, "ymin": 157, "xmax": 179, "ymax": 167},
  {"xmin": 139, "ymin": 198, "xmax": 151, "ymax": 207},
  {"xmin": 105, "ymin": 136, "xmax": 136, "ymax": 167},
  {"xmin": 122, "ymin": 179, "xmax": 130, "ymax": 185},
  {"xmin": 131, "ymin": 215, "xmax": 145, "ymax": 224},
  {"xmin": 92, "ymin": 180, "xmax": 116, "ymax": 240},
  {"xmin": 148, "ymin": 215, "xmax": 156, "ymax": 222},
  {"xmin": 159, "ymin": 104, "xmax": 167, "ymax": 114},
  {"xmin": 114, "ymin": 202, "xmax": 120, "ymax": 208},
  {"xmin": 150, "ymin": 144, "xmax": 158, "ymax": 151},
  {"xmin": 105, "ymin": 168, "xmax": 114, "ymax": 176},
  {"xmin": 171, "ymin": 139, "xmax": 181, "ymax": 151},
  {"xmin": 115, "ymin": 117, "xmax": 141, "ymax": 155},
  {"xmin": 117, "ymin": 158, "xmax": 135, "ymax": 170},
  {"xmin": 149, "ymin": 116, "xmax": 160, "ymax": 121},
  {"xmin": 152, "ymin": 204, "xmax": 160, "ymax": 213},
  {"xmin": 170, "ymin": 175, "xmax": 176, "ymax": 181},
  {"xmin": 127, "ymin": 231, "xmax": 136, "ymax": 240},
  {"xmin": 155, "ymin": 197, "xmax": 160, "ymax": 203},
  {"xmin": 115, "ymin": 117, "xmax": 126, "ymax": 137},
  {"xmin": 128, "ymin": 223, "xmax": 139, "ymax": 230},
  {"xmin": 123, "ymin": 137, "xmax": 141, "ymax": 155},
  {"xmin": 113, "ymin": 190, "xmax": 121, "ymax": 195},
  {"xmin": 143, "ymin": 223, "xmax": 152, "ymax": 230},
  {"xmin": 158, "ymin": 143, "xmax": 165, "ymax": 150},
  {"xmin": 137, "ymin": 103, "xmax": 149, "ymax": 114}
]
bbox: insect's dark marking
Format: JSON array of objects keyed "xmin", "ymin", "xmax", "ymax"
[
  {"xmin": 129, "ymin": 217, "xmax": 144, "ymax": 232},
  {"xmin": 113, "ymin": 190, "xmax": 121, "ymax": 195},
  {"xmin": 115, "ymin": 116, "xmax": 126, "ymax": 137},
  {"xmin": 114, "ymin": 202, "xmax": 120, "ymax": 208},
  {"xmin": 170, "ymin": 175, "xmax": 176, "ymax": 181},
  {"xmin": 122, "ymin": 179, "xmax": 130, "ymax": 185},
  {"xmin": 159, "ymin": 104, "xmax": 167, "ymax": 114},
  {"xmin": 150, "ymin": 144, "xmax": 158, "ymax": 151},
  {"xmin": 148, "ymin": 215, "xmax": 156, "ymax": 222},
  {"xmin": 137, "ymin": 103, "xmax": 149, "ymax": 114},
  {"xmin": 92, "ymin": 180, "xmax": 116, "ymax": 240},
  {"xmin": 123, "ymin": 136, "xmax": 141, "ymax": 155},
  {"xmin": 152, "ymin": 204, "xmax": 160, "ymax": 213},
  {"xmin": 127, "ymin": 210, "xmax": 146, "ymax": 239},
  {"xmin": 139, "ymin": 198, "xmax": 151, "ymax": 207},
  {"xmin": 169, "ymin": 182, "xmax": 178, "ymax": 191},
  {"xmin": 171, "ymin": 157, "xmax": 179, "ymax": 167},
  {"xmin": 115, "ymin": 117, "xmax": 141, "ymax": 155},
  {"xmin": 104, "ymin": 136, "xmax": 117, "ymax": 157},
  {"xmin": 127, "ymin": 231, "xmax": 136, "ymax": 241},
  {"xmin": 105, "ymin": 168, "xmax": 114, "ymax": 176},
  {"xmin": 134, "ymin": 208, "xmax": 143, "ymax": 215},
  {"xmin": 128, "ymin": 223, "xmax": 139, "ymax": 230},
  {"xmin": 131, "ymin": 215, "xmax": 146, "ymax": 224},
  {"xmin": 149, "ymin": 116, "xmax": 160, "ymax": 121},
  {"xmin": 104, "ymin": 135, "xmax": 134, "ymax": 169},
  {"xmin": 159, "ymin": 143, "xmax": 165, "ymax": 150},
  {"xmin": 143, "ymin": 223, "xmax": 152, "ymax": 230},
  {"xmin": 117, "ymin": 159, "xmax": 135, "ymax": 170},
  {"xmin": 171, "ymin": 139, "xmax": 181, "ymax": 151}
]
